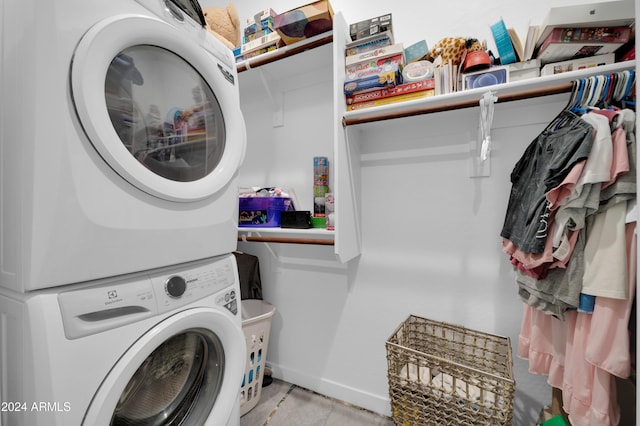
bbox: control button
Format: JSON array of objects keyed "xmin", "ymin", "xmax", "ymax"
[
  {"xmin": 165, "ymin": 276, "xmax": 187, "ymax": 298},
  {"xmin": 230, "ymin": 290, "xmax": 236, "ymax": 300}
]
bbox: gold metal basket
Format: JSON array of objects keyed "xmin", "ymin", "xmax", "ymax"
[{"xmin": 386, "ymin": 315, "xmax": 515, "ymax": 425}]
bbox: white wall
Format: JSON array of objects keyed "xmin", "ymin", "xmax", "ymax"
[{"xmin": 200, "ymin": 0, "xmax": 633, "ymax": 424}]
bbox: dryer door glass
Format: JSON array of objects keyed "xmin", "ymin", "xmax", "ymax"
[
  {"xmin": 105, "ymin": 46, "xmax": 226, "ymax": 183},
  {"xmin": 110, "ymin": 329, "xmax": 224, "ymax": 425}
]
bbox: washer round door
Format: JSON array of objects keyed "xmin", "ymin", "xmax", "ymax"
[
  {"xmin": 71, "ymin": 14, "xmax": 245, "ymax": 202},
  {"xmin": 83, "ymin": 308, "xmax": 246, "ymax": 425}
]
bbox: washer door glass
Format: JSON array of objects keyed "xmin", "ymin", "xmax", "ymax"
[
  {"xmin": 106, "ymin": 46, "xmax": 225, "ymax": 184},
  {"xmin": 111, "ymin": 329, "xmax": 224, "ymax": 426},
  {"xmin": 71, "ymin": 15, "xmax": 245, "ymax": 202}
]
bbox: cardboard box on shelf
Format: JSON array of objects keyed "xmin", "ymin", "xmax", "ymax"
[
  {"xmin": 345, "ymin": 31, "xmax": 394, "ymax": 56},
  {"xmin": 243, "ymin": 8, "xmax": 277, "ymax": 42},
  {"xmin": 274, "ymin": 0, "xmax": 334, "ymax": 46},
  {"xmin": 244, "ymin": 18, "xmax": 275, "ymax": 39},
  {"xmin": 350, "ymin": 14, "xmax": 392, "ymax": 41},
  {"xmin": 345, "ymin": 53, "xmax": 404, "ymax": 76},
  {"xmin": 345, "ymin": 43, "xmax": 405, "ymax": 75},
  {"xmin": 346, "ymin": 78, "xmax": 435, "ymax": 105},
  {"xmin": 243, "ymin": 27, "xmax": 274, "ymax": 44},
  {"xmin": 240, "ymin": 32, "xmax": 281, "ymax": 55},
  {"xmin": 344, "ymin": 63, "xmax": 403, "ymax": 96},
  {"xmin": 346, "ymin": 89, "xmax": 435, "ymax": 111},
  {"xmin": 249, "ymin": 8, "xmax": 277, "ymax": 23}
]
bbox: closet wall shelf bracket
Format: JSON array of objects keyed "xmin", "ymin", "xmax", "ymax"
[
  {"xmin": 256, "ymin": 68, "xmax": 284, "ymax": 127},
  {"xmin": 236, "ymin": 32, "xmax": 334, "ymax": 128}
]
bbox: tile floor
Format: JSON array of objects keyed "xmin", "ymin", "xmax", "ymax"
[{"xmin": 240, "ymin": 378, "xmax": 394, "ymax": 426}]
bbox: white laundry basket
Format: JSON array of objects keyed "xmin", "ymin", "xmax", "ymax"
[{"xmin": 240, "ymin": 299, "xmax": 276, "ymax": 415}]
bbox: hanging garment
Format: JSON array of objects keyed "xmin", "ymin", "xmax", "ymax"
[
  {"xmin": 506, "ymin": 109, "xmax": 636, "ymax": 315},
  {"xmin": 597, "ymin": 109, "xmax": 636, "ymax": 210},
  {"xmin": 518, "ymin": 220, "xmax": 636, "ymax": 426},
  {"xmin": 581, "ymin": 201, "xmax": 629, "ymax": 299},
  {"xmin": 501, "ymin": 111, "xmax": 594, "ymax": 253},
  {"xmin": 562, "ymin": 220, "xmax": 636, "ymax": 426},
  {"xmin": 514, "ymin": 108, "xmax": 636, "ymax": 426},
  {"xmin": 577, "ymin": 109, "xmax": 633, "ymax": 312},
  {"xmin": 550, "ymin": 112, "xmax": 612, "ymax": 249},
  {"xmin": 233, "ymin": 252, "xmax": 264, "ymax": 300},
  {"xmin": 515, "ymin": 226, "xmax": 586, "ymax": 318}
]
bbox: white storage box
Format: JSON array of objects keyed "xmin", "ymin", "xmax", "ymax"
[
  {"xmin": 535, "ymin": 0, "xmax": 634, "ymax": 50},
  {"xmin": 540, "ymin": 53, "xmax": 615, "ymax": 76},
  {"xmin": 507, "ymin": 59, "xmax": 540, "ymax": 82},
  {"xmin": 240, "ymin": 300, "xmax": 276, "ymax": 415}
]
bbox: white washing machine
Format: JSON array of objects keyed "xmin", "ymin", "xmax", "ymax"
[
  {"xmin": 0, "ymin": 253, "xmax": 246, "ymax": 426},
  {"xmin": 0, "ymin": 0, "xmax": 246, "ymax": 292}
]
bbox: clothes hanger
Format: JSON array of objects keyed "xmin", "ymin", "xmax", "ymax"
[
  {"xmin": 606, "ymin": 70, "xmax": 635, "ymax": 110},
  {"xmin": 563, "ymin": 80, "xmax": 581, "ymax": 111},
  {"xmin": 545, "ymin": 85, "xmax": 576, "ymax": 131},
  {"xmin": 570, "ymin": 77, "xmax": 588, "ymax": 114},
  {"xmin": 622, "ymin": 70, "xmax": 635, "ymax": 99},
  {"xmin": 607, "ymin": 73, "xmax": 619, "ymax": 107},
  {"xmin": 586, "ymin": 76, "xmax": 598, "ymax": 107},
  {"xmin": 613, "ymin": 70, "xmax": 629, "ymax": 102},
  {"xmin": 595, "ymin": 73, "xmax": 612, "ymax": 109},
  {"xmin": 543, "ymin": 79, "xmax": 584, "ymax": 132},
  {"xmin": 621, "ymin": 70, "xmax": 636, "ymax": 110},
  {"xmin": 591, "ymin": 75, "xmax": 606, "ymax": 108},
  {"xmin": 544, "ymin": 76, "xmax": 601, "ymax": 133},
  {"xmin": 585, "ymin": 76, "xmax": 598, "ymax": 107}
]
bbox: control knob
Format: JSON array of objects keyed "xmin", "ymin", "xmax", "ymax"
[{"xmin": 165, "ymin": 275, "xmax": 187, "ymax": 298}]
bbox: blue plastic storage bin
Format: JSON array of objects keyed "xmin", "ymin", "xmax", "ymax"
[{"xmin": 238, "ymin": 197, "xmax": 294, "ymax": 227}]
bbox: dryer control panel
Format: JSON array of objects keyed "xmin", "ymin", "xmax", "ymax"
[{"xmin": 58, "ymin": 255, "xmax": 239, "ymax": 339}]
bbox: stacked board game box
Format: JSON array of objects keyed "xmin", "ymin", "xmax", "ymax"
[
  {"xmin": 235, "ymin": 8, "xmax": 280, "ymax": 62},
  {"xmin": 344, "ymin": 16, "xmax": 435, "ymax": 110}
]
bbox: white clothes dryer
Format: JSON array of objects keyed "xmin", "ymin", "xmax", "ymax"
[
  {"xmin": 0, "ymin": 253, "xmax": 246, "ymax": 426},
  {"xmin": 0, "ymin": 0, "xmax": 246, "ymax": 292}
]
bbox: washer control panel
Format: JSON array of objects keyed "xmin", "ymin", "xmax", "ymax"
[
  {"xmin": 151, "ymin": 255, "xmax": 238, "ymax": 315},
  {"xmin": 58, "ymin": 255, "xmax": 240, "ymax": 339}
]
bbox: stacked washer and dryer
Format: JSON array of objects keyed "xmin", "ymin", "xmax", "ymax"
[{"xmin": 0, "ymin": 0, "xmax": 247, "ymax": 425}]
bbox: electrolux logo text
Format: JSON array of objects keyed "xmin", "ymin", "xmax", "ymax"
[{"xmin": 105, "ymin": 290, "xmax": 122, "ymax": 305}]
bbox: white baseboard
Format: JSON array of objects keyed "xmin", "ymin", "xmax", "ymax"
[{"xmin": 267, "ymin": 362, "xmax": 392, "ymax": 417}]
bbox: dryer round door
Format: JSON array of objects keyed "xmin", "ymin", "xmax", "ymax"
[
  {"xmin": 82, "ymin": 308, "xmax": 245, "ymax": 425},
  {"xmin": 71, "ymin": 15, "xmax": 246, "ymax": 202}
]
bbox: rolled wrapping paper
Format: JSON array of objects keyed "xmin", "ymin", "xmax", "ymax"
[{"xmin": 402, "ymin": 60, "xmax": 434, "ymax": 82}]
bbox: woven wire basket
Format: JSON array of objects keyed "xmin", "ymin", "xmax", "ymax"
[{"xmin": 386, "ymin": 315, "xmax": 515, "ymax": 425}]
